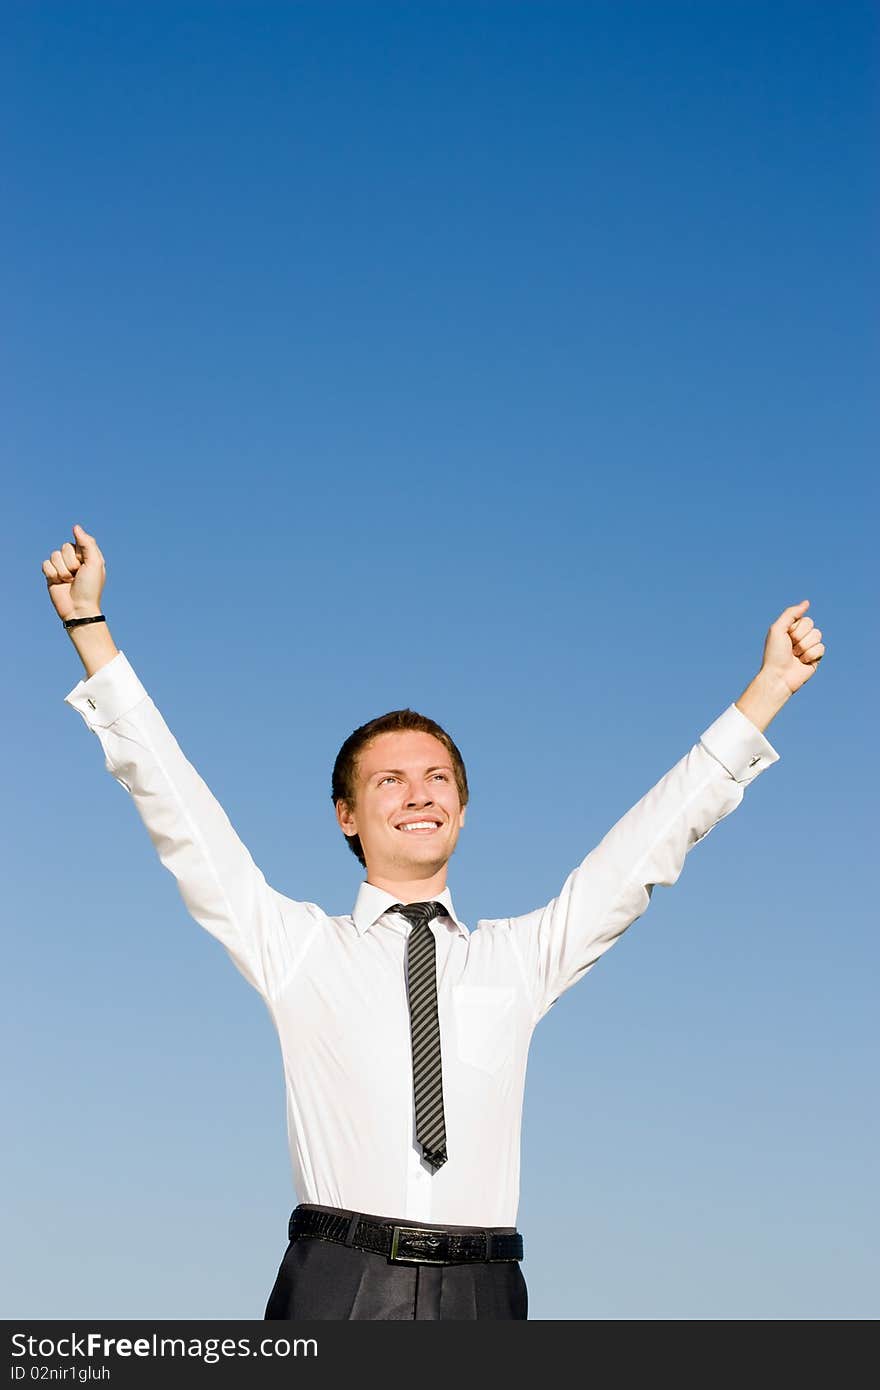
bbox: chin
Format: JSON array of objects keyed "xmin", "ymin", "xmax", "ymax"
[{"xmin": 400, "ymin": 847, "xmax": 446, "ymax": 866}]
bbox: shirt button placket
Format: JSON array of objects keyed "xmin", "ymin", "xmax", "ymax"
[{"xmin": 406, "ymin": 1148, "xmax": 433, "ymax": 1222}]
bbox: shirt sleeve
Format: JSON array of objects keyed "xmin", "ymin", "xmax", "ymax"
[
  {"xmin": 63, "ymin": 650, "xmax": 313, "ymax": 1002},
  {"xmin": 506, "ymin": 702, "xmax": 780, "ymax": 1024}
]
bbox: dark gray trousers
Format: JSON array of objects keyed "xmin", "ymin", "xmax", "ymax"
[{"xmin": 264, "ymin": 1203, "xmax": 528, "ymax": 1320}]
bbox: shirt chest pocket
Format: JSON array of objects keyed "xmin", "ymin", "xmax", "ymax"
[{"xmin": 451, "ymin": 984, "xmax": 517, "ymax": 1076}]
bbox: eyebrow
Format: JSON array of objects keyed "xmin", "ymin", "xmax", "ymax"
[{"xmin": 371, "ymin": 766, "xmax": 453, "ymax": 778}]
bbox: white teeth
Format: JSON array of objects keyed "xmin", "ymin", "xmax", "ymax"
[{"xmin": 398, "ymin": 821, "xmax": 439, "ymax": 831}]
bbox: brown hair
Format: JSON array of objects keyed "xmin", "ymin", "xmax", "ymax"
[{"xmin": 331, "ymin": 709, "xmax": 469, "ymax": 868}]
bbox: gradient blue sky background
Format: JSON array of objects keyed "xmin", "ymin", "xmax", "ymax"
[{"xmin": 5, "ymin": 2, "xmax": 877, "ymax": 1320}]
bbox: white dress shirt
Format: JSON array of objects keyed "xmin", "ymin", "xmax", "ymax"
[{"xmin": 64, "ymin": 651, "xmax": 779, "ymax": 1228}]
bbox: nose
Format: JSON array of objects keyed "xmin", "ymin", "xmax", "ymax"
[{"xmin": 405, "ymin": 786, "xmax": 434, "ymax": 806}]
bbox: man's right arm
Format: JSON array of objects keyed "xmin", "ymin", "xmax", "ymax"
[{"xmin": 46, "ymin": 525, "xmax": 315, "ymax": 1003}]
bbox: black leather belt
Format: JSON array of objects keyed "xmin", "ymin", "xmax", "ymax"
[{"xmin": 289, "ymin": 1206, "xmax": 524, "ymax": 1265}]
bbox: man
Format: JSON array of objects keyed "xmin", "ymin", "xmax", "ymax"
[{"xmin": 44, "ymin": 523, "xmax": 825, "ymax": 1320}]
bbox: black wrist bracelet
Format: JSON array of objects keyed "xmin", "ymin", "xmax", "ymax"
[{"xmin": 64, "ymin": 614, "xmax": 107, "ymax": 631}]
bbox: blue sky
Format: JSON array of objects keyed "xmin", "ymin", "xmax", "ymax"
[{"xmin": 4, "ymin": 1, "xmax": 877, "ymax": 1319}]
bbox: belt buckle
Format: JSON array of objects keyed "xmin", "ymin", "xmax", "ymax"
[{"xmin": 389, "ymin": 1224, "xmax": 453, "ymax": 1265}]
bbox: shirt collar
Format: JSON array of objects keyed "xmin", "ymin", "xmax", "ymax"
[{"xmin": 351, "ymin": 880, "xmax": 469, "ymax": 940}]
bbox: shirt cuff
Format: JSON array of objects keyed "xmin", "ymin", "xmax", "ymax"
[
  {"xmin": 699, "ymin": 702, "xmax": 780, "ymax": 784},
  {"xmin": 63, "ymin": 650, "xmax": 149, "ymax": 729}
]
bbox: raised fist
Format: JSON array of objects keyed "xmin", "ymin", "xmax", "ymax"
[{"xmin": 42, "ymin": 524, "xmax": 106, "ymax": 623}]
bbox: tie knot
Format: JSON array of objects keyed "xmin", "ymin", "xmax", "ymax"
[{"xmin": 390, "ymin": 900, "xmax": 446, "ymax": 931}]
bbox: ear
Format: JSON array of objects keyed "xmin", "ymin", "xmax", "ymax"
[
  {"xmin": 336, "ymin": 799, "xmax": 357, "ymax": 835},
  {"xmin": 458, "ymin": 804, "xmax": 467, "ymax": 829}
]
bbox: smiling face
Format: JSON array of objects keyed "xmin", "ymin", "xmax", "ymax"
[{"xmin": 335, "ymin": 729, "xmax": 467, "ymax": 892}]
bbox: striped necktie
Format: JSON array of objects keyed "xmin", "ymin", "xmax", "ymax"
[{"xmin": 390, "ymin": 900, "xmax": 449, "ymax": 1172}]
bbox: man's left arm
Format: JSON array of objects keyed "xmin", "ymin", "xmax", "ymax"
[{"xmin": 505, "ymin": 600, "xmax": 826, "ymax": 1024}]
